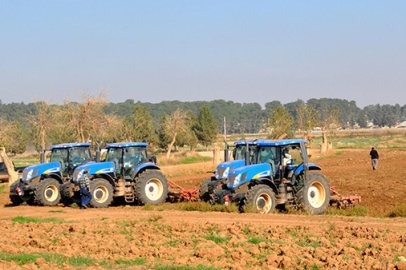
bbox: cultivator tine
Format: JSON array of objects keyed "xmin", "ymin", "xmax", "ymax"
[
  {"xmin": 167, "ymin": 180, "xmax": 199, "ymax": 202},
  {"xmin": 330, "ymin": 186, "xmax": 361, "ymax": 208}
]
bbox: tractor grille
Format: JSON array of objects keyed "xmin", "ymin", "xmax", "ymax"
[
  {"xmin": 22, "ymin": 170, "xmax": 29, "ymax": 180},
  {"xmin": 217, "ymin": 168, "xmax": 225, "ymax": 178},
  {"xmin": 228, "ymin": 174, "xmax": 237, "ymax": 187},
  {"xmin": 73, "ymin": 170, "xmax": 80, "ymax": 181}
]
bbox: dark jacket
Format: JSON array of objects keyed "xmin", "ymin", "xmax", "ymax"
[{"xmin": 370, "ymin": 149, "xmax": 379, "ymax": 159}]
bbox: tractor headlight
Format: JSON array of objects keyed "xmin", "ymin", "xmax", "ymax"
[
  {"xmin": 233, "ymin": 174, "xmax": 241, "ymax": 188},
  {"xmin": 26, "ymin": 170, "xmax": 33, "ymax": 181},
  {"xmin": 222, "ymin": 167, "xmax": 230, "ymax": 179}
]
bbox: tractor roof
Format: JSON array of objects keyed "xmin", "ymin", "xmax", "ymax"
[
  {"xmin": 234, "ymin": 140, "xmax": 258, "ymax": 145},
  {"xmin": 52, "ymin": 143, "xmax": 91, "ymax": 149},
  {"xmin": 256, "ymin": 139, "xmax": 307, "ymax": 146},
  {"xmin": 107, "ymin": 142, "xmax": 149, "ymax": 148}
]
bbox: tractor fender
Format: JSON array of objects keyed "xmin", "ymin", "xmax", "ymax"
[
  {"xmin": 41, "ymin": 173, "xmax": 63, "ymax": 184},
  {"xmin": 131, "ymin": 163, "xmax": 160, "ymax": 179},
  {"xmin": 294, "ymin": 163, "xmax": 321, "ymax": 175},
  {"xmin": 90, "ymin": 173, "xmax": 116, "ymax": 188},
  {"xmin": 251, "ymin": 178, "xmax": 279, "ymax": 195}
]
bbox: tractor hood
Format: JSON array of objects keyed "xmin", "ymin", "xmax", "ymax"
[
  {"xmin": 73, "ymin": 162, "xmax": 115, "ymax": 182},
  {"xmin": 227, "ymin": 163, "xmax": 272, "ymax": 189},
  {"xmin": 22, "ymin": 162, "xmax": 61, "ymax": 182},
  {"xmin": 215, "ymin": 159, "xmax": 245, "ymax": 180}
]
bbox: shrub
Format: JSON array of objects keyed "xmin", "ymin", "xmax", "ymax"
[{"xmin": 388, "ymin": 204, "xmax": 406, "ymax": 217}]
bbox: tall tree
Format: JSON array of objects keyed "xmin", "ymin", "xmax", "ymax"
[
  {"xmin": 320, "ymin": 108, "xmax": 340, "ymax": 153},
  {"xmin": 161, "ymin": 108, "xmax": 189, "ymax": 159},
  {"xmin": 0, "ymin": 118, "xmax": 28, "ymax": 154},
  {"xmin": 193, "ymin": 107, "xmax": 218, "ymax": 149},
  {"xmin": 122, "ymin": 105, "xmax": 156, "ymax": 143},
  {"xmin": 30, "ymin": 101, "xmax": 56, "ymax": 150},
  {"xmin": 63, "ymin": 91, "xmax": 109, "ymax": 143},
  {"xmin": 268, "ymin": 107, "xmax": 294, "ymax": 139}
]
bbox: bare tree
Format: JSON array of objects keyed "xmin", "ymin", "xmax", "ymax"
[
  {"xmin": 320, "ymin": 109, "xmax": 340, "ymax": 153},
  {"xmin": 63, "ymin": 91, "xmax": 109, "ymax": 143},
  {"xmin": 30, "ymin": 101, "xmax": 56, "ymax": 150},
  {"xmin": 161, "ymin": 108, "xmax": 189, "ymax": 159},
  {"xmin": 296, "ymin": 103, "xmax": 320, "ymax": 138}
]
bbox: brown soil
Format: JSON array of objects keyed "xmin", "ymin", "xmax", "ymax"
[{"xmin": 1, "ymin": 149, "xmax": 406, "ymax": 269}]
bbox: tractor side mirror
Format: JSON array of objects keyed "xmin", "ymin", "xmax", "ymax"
[{"xmin": 149, "ymin": 156, "xmax": 157, "ymax": 164}]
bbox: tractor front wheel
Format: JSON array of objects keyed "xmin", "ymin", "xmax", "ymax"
[
  {"xmin": 244, "ymin": 185, "xmax": 276, "ymax": 214},
  {"xmin": 35, "ymin": 178, "xmax": 61, "ymax": 206},
  {"xmin": 297, "ymin": 172, "xmax": 330, "ymax": 215},
  {"xmin": 89, "ymin": 178, "xmax": 114, "ymax": 208},
  {"xmin": 60, "ymin": 183, "xmax": 81, "ymax": 207},
  {"xmin": 135, "ymin": 171, "xmax": 168, "ymax": 205},
  {"xmin": 198, "ymin": 177, "xmax": 212, "ymax": 202}
]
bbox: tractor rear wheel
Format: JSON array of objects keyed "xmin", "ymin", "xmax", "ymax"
[
  {"xmin": 35, "ymin": 178, "xmax": 61, "ymax": 206},
  {"xmin": 89, "ymin": 178, "xmax": 114, "ymax": 208},
  {"xmin": 198, "ymin": 177, "xmax": 212, "ymax": 202},
  {"xmin": 297, "ymin": 172, "xmax": 330, "ymax": 215},
  {"xmin": 244, "ymin": 185, "xmax": 276, "ymax": 214},
  {"xmin": 135, "ymin": 171, "xmax": 168, "ymax": 205}
]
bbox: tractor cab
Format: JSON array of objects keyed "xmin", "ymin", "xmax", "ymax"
[
  {"xmin": 49, "ymin": 144, "xmax": 92, "ymax": 177},
  {"xmin": 105, "ymin": 143, "xmax": 150, "ymax": 179}
]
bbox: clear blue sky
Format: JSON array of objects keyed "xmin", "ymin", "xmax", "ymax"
[{"xmin": 1, "ymin": 1, "xmax": 405, "ymax": 107}]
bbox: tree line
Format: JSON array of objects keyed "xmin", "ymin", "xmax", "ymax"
[{"xmin": 1, "ymin": 95, "xmax": 405, "ymax": 154}]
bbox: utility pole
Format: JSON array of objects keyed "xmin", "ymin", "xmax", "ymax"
[{"xmin": 224, "ymin": 117, "xmax": 227, "ymax": 141}]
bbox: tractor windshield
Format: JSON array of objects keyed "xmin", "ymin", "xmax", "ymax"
[
  {"xmin": 257, "ymin": 146, "xmax": 280, "ymax": 176},
  {"xmin": 234, "ymin": 145, "xmax": 249, "ymax": 160},
  {"xmin": 69, "ymin": 147, "xmax": 92, "ymax": 170},
  {"xmin": 50, "ymin": 148, "xmax": 69, "ymax": 175},
  {"xmin": 106, "ymin": 147, "xmax": 123, "ymax": 177},
  {"xmin": 122, "ymin": 147, "xmax": 147, "ymax": 179}
]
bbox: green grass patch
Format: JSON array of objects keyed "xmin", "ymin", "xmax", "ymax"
[
  {"xmin": 180, "ymin": 156, "xmax": 212, "ymax": 164},
  {"xmin": 0, "ymin": 252, "xmax": 98, "ymax": 267},
  {"xmin": 143, "ymin": 204, "xmax": 154, "ymax": 211},
  {"xmin": 48, "ymin": 210, "xmax": 67, "ymax": 213},
  {"xmin": 296, "ymin": 241, "xmax": 321, "ymax": 248},
  {"xmin": 11, "ymin": 216, "xmax": 67, "ymax": 224},
  {"xmin": 161, "ymin": 202, "xmax": 239, "ymax": 213},
  {"xmin": 154, "ymin": 264, "xmax": 219, "ymax": 270},
  {"xmin": 202, "ymin": 235, "xmax": 230, "ymax": 244},
  {"xmin": 115, "ymin": 258, "xmax": 146, "ymax": 266},
  {"xmin": 10, "ymin": 156, "xmax": 40, "ymax": 167},
  {"xmin": 0, "ymin": 184, "xmax": 7, "ymax": 194},
  {"xmin": 388, "ymin": 204, "xmax": 406, "ymax": 217},
  {"xmin": 247, "ymin": 236, "xmax": 267, "ymax": 244},
  {"xmin": 326, "ymin": 206, "xmax": 369, "ymax": 217}
]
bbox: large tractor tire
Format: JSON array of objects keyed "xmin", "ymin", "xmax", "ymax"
[
  {"xmin": 199, "ymin": 177, "xmax": 212, "ymax": 202},
  {"xmin": 297, "ymin": 172, "xmax": 330, "ymax": 215},
  {"xmin": 35, "ymin": 178, "xmax": 61, "ymax": 206},
  {"xmin": 209, "ymin": 182, "xmax": 225, "ymax": 205},
  {"xmin": 60, "ymin": 183, "xmax": 81, "ymax": 207},
  {"xmin": 135, "ymin": 171, "xmax": 168, "ymax": 205},
  {"xmin": 89, "ymin": 178, "xmax": 114, "ymax": 208},
  {"xmin": 243, "ymin": 185, "xmax": 276, "ymax": 214}
]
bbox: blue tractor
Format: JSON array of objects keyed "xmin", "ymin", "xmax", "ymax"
[
  {"xmin": 10, "ymin": 143, "xmax": 93, "ymax": 206},
  {"xmin": 214, "ymin": 139, "xmax": 331, "ymax": 215},
  {"xmin": 61, "ymin": 142, "xmax": 168, "ymax": 208},
  {"xmin": 199, "ymin": 140, "xmax": 258, "ymax": 203}
]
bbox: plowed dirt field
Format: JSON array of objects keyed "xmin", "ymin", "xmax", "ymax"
[{"xmin": 1, "ymin": 149, "xmax": 406, "ymax": 269}]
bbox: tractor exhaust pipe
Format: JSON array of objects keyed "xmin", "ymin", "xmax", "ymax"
[
  {"xmin": 95, "ymin": 142, "xmax": 101, "ymax": 163},
  {"xmin": 245, "ymin": 141, "xmax": 250, "ymax": 166},
  {"xmin": 40, "ymin": 145, "xmax": 45, "ymax": 164},
  {"xmin": 224, "ymin": 140, "xmax": 229, "ymax": 162}
]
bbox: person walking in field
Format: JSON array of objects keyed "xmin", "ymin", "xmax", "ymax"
[
  {"xmin": 370, "ymin": 147, "xmax": 379, "ymax": 170},
  {"xmin": 79, "ymin": 170, "xmax": 92, "ymax": 209}
]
